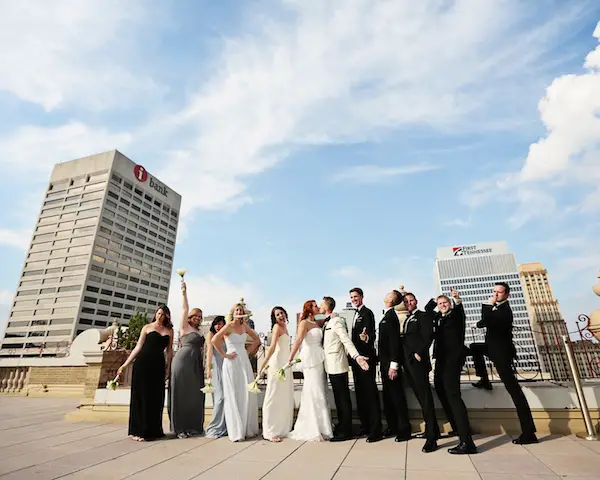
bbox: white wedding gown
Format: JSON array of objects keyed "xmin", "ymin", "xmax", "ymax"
[
  {"xmin": 222, "ymin": 332, "xmax": 260, "ymax": 442},
  {"xmin": 289, "ymin": 327, "xmax": 333, "ymax": 441},
  {"xmin": 262, "ymin": 333, "xmax": 294, "ymax": 440}
]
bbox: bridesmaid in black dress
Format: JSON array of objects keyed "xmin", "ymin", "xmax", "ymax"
[{"xmin": 118, "ymin": 305, "xmax": 174, "ymax": 441}]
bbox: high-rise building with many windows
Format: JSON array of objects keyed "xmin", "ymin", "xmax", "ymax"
[
  {"xmin": 434, "ymin": 241, "xmax": 540, "ymax": 372},
  {"xmin": 1, "ymin": 150, "xmax": 181, "ymax": 357}
]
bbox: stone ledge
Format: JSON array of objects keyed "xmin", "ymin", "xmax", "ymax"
[{"xmin": 64, "ymin": 402, "xmax": 600, "ymax": 436}]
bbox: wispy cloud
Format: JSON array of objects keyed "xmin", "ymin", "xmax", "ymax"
[
  {"xmin": 154, "ymin": 0, "xmax": 589, "ymax": 217},
  {"xmin": 330, "ymin": 163, "xmax": 438, "ymax": 184},
  {"xmin": 464, "ymin": 20, "xmax": 600, "ymax": 227},
  {"xmin": 0, "ymin": 228, "xmax": 31, "ymax": 250},
  {"xmin": 331, "ymin": 266, "xmax": 362, "ymax": 278},
  {"xmin": 0, "ymin": 0, "xmax": 163, "ymax": 111},
  {"xmin": 443, "ymin": 217, "xmax": 472, "ymax": 228}
]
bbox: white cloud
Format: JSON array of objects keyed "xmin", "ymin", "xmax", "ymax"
[
  {"xmin": 0, "ymin": 228, "xmax": 31, "ymax": 249},
  {"xmin": 0, "ymin": 123, "xmax": 132, "ymax": 175},
  {"xmin": 331, "ymin": 266, "xmax": 362, "ymax": 278},
  {"xmin": 0, "ymin": 291, "xmax": 13, "ymax": 305},
  {"xmin": 465, "ymin": 21, "xmax": 600, "ymax": 226},
  {"xmin": 330, "ymin": 164, "xmax": 438, "ymax": 184},
  {"xmin": 0, "ymin": 0, "xmax": 162, "ymax": 111},
  {"xmin": 521, "ymin": 21, "xmax": 600, "ymax": 183},
  {"xmin": 443, "ymin": 217, "xmax": 472, "ymax": 228},
  {"xmin": 154, "ymin": 0, "xmax": 586, "ymax": 218}
]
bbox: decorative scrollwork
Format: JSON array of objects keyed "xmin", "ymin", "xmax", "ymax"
[{"xmin": 576, "ymin": 314, "xmax": 595, "ymax": 341}]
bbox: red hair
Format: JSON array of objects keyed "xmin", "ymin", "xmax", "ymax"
[{"xmin": 301, "ymin": 300, "xmax": 316, "ymax": 321}]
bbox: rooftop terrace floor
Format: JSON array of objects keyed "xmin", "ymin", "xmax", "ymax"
[{"xmin": 1, "ymin": 397, "xmax": 600, "ymax": 479}]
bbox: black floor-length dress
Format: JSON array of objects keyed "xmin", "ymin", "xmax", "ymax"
[{"xmin": 128, "ymin": 331, "xmax": 169, "ymax": 440}]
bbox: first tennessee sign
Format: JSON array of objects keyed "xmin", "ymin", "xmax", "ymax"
[
  {"xmin": 133, "ymin": 165, "xmax": 168, "ymax": 198},
  {"xmin": 452, "ymin": 245, "xmax": 492, "ymax": 256}
]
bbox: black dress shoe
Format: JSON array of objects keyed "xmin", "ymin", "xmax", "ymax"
[
  {"xmin": 512, "ymin": 434, "xmax": 538, "ymax": 445},
  {"xmin": 330, "ymin": 434, "xmax": 353, "ymax": 442},
  {"xmin": 472, "ymin": 380, "xmax": 493, "ymax": 390},
  {"xmin": 382, "ymin": 428, "xmax": 396, "ymax": 438},
  {"xmin": 414, "ymin": 432, "xmax": 427, "ymax": 439},
  {"xmin": 395, "ymin": 433, "xmax": 412, "ymax": 442},
  {"xmin": 448, "ymin": 441, "xmax": 478, "ymax": 454},
  {"xmin": 366, "ymin": 433, "xmax": 383, "ymax": 443},
  {"xmin": 422, "ymin": 440, "xmax": 437, "ymax": 453}
]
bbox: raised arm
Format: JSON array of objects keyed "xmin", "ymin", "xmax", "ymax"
[
  {"xmin": 258, "ymin": 324, "xmax": 283, "ymax": 374},
  {"xmin": 288, "ymin": 321, "xmax": 308, "ymax": 363},
  {"xmin": 118, "ymin": 325, "xmax": 148, "ymax": 374},
  {"xmin": 179, "ymin": 279, "xmax": 189, "ymax": 333},
  {"xmin": 244, "ymin": 322, "xmax": 261, "ymax": 355}
]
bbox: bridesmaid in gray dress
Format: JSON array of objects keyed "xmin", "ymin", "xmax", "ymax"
[
  {"xmin": 205, "ymin": 315, "xmax": 228, "ymax": 438},
  {"xmin": 168, "ymin": 280, "xmax": 205, "ymax": 438}
]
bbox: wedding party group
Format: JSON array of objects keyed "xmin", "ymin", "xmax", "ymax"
[{"xmin": 116, "ymin": 280, "xmax": 539, "ymax": 455}]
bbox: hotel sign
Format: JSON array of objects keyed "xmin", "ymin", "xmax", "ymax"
[{"xmin": 133, "ymin": 164, "xmax": 168, "ymax": 198}]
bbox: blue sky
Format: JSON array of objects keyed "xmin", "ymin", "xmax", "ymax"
[{"xmin": 0, "ymin": 1, "xmax": 599, "ymax": 337}]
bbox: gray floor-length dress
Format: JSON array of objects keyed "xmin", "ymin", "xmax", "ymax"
[
  {"xmin": 205, "ymin": 346, "xmax": 228, "ymax": 438},
  {"xmin": 168, "ymin": 331, "xmax": 205, "ymax": 435}
]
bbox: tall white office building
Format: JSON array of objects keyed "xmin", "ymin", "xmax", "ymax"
[
  {"xmin": 434, "ymin": 241, "xmax": 540, "ymax": 371},
  {"xmin": 1, "ymin": 150, "xmax": 181, "ymax": 357}
]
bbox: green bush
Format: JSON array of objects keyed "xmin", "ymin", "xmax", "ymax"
[{"xmin": 116, "ymin": 312, "xmax": 149, "ymax": 350}]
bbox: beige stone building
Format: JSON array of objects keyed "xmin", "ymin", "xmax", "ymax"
[
  {"xmin": 519, "ymin": 262, "xmax": 600, "ymax": 380},
  {"xmin": 1, "ymin": 150, "xmax": 181, "ymax": 358}
]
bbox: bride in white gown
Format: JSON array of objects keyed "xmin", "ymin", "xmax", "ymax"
[
  {"xmin": 288, "ymin": 300, "xmax": 333, "ymax": 442},
  {"xmin": 212, "ymin": 302, "xmax": 261, "ymax": 442}
]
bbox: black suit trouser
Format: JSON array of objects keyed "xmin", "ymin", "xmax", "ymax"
[
  {"xmin": 329, "ymin": 372, "xmax": 353, "ymax": 437},
  {"xmin": 380, "ymin": 361, "xmax": 411, "ymax": 436},
  {"xmin": 351, "ymin": 363, "xmax": 382, "ymax": 435},
  {"xmin": 469, "ymin": 342, "xmax": 536, "ymax": 436},
  {"xmin": 434, "ymin": 352, "xmax": 472, "ymax": 442},
  {"xmin": 404, "ymin": 356, "xmax": 439, "ymax": 441}
]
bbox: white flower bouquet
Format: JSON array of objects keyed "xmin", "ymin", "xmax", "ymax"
[
  {"xmin": 275, "ymin": 358, "xmax": 301, "ymax": 382},
  {"xmin": 106, "ymin": 374, "xmax": 120, "ymax": 391},
  {"xmin": 247, "ymin": 365, "xmax": 268, "ymax": 393},
  {"xmin": 201, "ymin": 382, "xmax": 214, "ymax": 394}
]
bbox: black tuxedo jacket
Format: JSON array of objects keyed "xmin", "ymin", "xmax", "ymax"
[
  {"xmin": 426, "ymin": 299, "xmax": 466, "ymax": 360},
  {"xmin": 378, "ymin": 308, "xmax": 401, "ymax": 368},
  {"xmin": 351, "ymin": 305, "xmax": 377, "ymax": 364},
  {"xmin": 476, "ymin": 301, "xmax": 516, "ymax": 361},
  {"xmin": 401, "ymin": 308, "xmax": 434, "ymax": 370}
]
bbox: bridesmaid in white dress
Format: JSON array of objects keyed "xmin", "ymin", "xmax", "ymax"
[
  {"xmin": 258, "ymin": 306, "xmax": 294, "ymax": 442},
  {"xmin": 288, "ymin": 300, "xmax": 333, "ymax": 442},
  {"xmin": 212, "ymin": 302, "xmax": 261, "ymax": 442}
]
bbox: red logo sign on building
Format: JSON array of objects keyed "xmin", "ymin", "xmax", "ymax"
[
  {"xmin": 133, "ymin": 165, "xmax": 148, "ymax": 183},
  {"xmin": 452, "ymin": 247, "xmax": 464, "ymax": 256}
]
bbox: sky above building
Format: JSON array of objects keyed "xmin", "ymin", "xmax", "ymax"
[{"xmin": 0, "ymin": 1, "xmax": 599, "ymax": 336}]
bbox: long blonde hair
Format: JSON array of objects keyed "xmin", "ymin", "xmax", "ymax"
[{"xmin": 226, "ymin": 303, "xmax": 246, "ymax": 324}]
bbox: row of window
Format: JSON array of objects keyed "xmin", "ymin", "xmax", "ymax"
[
  {"xmin": 94, "ymin": 243, "xmax": 169, "ymax": 275},
  {"xmin": 89, "ymin": 263, "xmax": 169, "ymax": 293},
  {"xmin": 4, "ymin": 329, "xmax": 73, "ymax": 338},
  {"xmin": 105, "ymin": 196, "xmax": 177, "ymax": 238},
  {"xmin": 103, "ymin": 205, "xmax": 176, "ymax": 245},
  {"xmin": 110, "ymin": 172, "xmax": 178, "ymax": 219}
]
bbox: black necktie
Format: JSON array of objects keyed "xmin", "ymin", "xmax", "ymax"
[{"xmin": 321, "ymin": 316, "xmax": 330, "ymax": 346}]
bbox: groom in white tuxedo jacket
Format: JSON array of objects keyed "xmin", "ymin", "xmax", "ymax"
[{"xmin": 320, "ymin": 296, "xmax": 369, "ymax": 442}]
